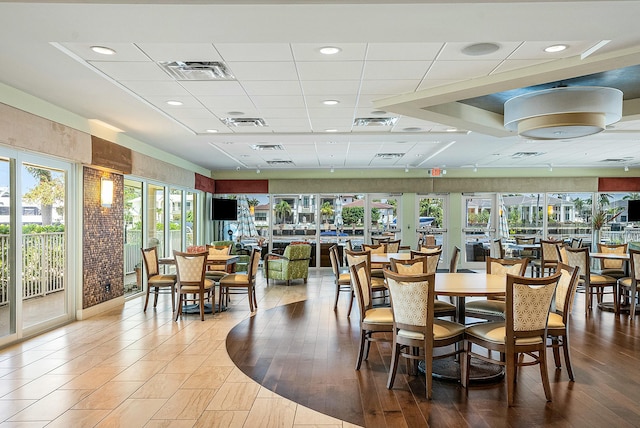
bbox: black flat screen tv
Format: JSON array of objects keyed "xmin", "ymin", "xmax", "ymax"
[
  {"xmin": 628, "ymin": 200, "xmax": 640, "ymax": 222},
  {"xmin": 211, "ymin": 198, "xmax": 237, "ymax": 221}
]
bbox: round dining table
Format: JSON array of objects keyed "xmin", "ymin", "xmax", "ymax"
[{"xmin": 435, "ymin": 272, "xmax": 506, "ymax": 323}]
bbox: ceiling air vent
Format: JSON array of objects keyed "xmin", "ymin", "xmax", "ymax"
[
  {"xmin": 354, "ymin": 117, "xmax": 398, "ymax": 127},
  {"xmin": 267, "ymin": 160, "xmax": 295, "ymax": 166},
  {"xmin": 222, "ymin": 118, "xmax": 267, "ymax": 127},
  {"xmin": 375, "ymin": 153, "xmax": 405, "ymax": 160},
  {"xmin": 511, "ymin": 152, "xmax": 545, "ymax": 158},
  {"xmin": 600, "ymin": 158, "xmax": 632, "ymax": 163},
  {"xmin": 251, "ymin": 144, "xmax": 284, "ymax": 151},
  {"xmin": 159, "ymin": 61, "xmax": 235, "ymax": 80}
]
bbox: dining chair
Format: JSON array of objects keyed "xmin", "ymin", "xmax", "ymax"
[
  {"xmin": 449, "ymin": 246, "xmax": 461, "ymax": 273},
  {"xmin": 423, "ymin": 235, "xmax": 437, "ymax": 247},
  {"xmin": 594, "ymin": 242, "xmax": 628, "ymax": 279},
  {"xmin": 531, "ymin": 239, "xmax": 561, "ymax": 277},
  {"xmin": 515, "ymin": 236, "xmax": 536, "ymax": 259},
  {"xmin": 616, "ymin": 248, "xmax": 640, "ymax": 318},
  {"xmin": 570, "ymin": 237, "xmax": 583, "ymax": 249},
  {"xmin": 410, "ymin": 249, "xmax": 442, "ymax": 274},
  {"xmin": 564, "ymin": 246, "xmax": 617, "ymax": 314},
  {"xmin": 371, "ymin": 237, "xmax": 390, "ymax": 245},
  {"xmin": 361, "ymin": 243, "xmax": 387, "ymax": 278},
  {"xmin": 390, "ymin": 255, "xmax": 457, "ymax": 318},
  {"xmin": 219, "ymin": 247, "xmax": 261, "ymax": 312},
  {"xmin": 330, "ymin": 244, "xmax": 351, "ymax": 311},
  {"xmin": 204, "ymin": 244, "xmax": 233, "ymax": 283},
  {"xmin": 417, "ymin": 244, "xmax": 442, "ymax": 254},
  {"xmin": 463, "ymin": 272, "xmax": 562, "ymax": 406},
  {"xmin": 345, "ymin": 249, "xmax": 388, "ymax": 311},
  {"xmin": 547, "ymin": 262, "xmax": 580, "ymax": 380},
  {"xmin": 464, "ymin": 257, "xmax": 528, "ymax": 322},
  {"xmin": 173, "ymin": 250, "xmax": 214, "ymax": 321},
  {"xmin": 385, "ymin": 239, "xmax": 401, "ymax": 253},
  {"xmin": 350, "ymin": 260, "xmax": 393, "ymax": 370},
  {"xmin": 384, "ymin": 269, "xmax": 465, "ymax": 399},
  {"xmin": 140, "ymin": 246, "xmax": 177, "ymax": 312},
  {"xmin": 490, "ymin": 238, "xmax": 505, "ymax": 259}
]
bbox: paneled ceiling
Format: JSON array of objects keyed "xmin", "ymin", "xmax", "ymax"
[{"xmin": 1, "ymin": 1, "xmax": 640, "ymax": 174}]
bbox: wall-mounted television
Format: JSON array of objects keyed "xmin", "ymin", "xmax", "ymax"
[
  {"xmin": 211, "ymin": 198, "xmax": 237, "ymax": 221},
  {"xmin": 628, "ymin": 200, "xmax": 640, "ymax": 222}
]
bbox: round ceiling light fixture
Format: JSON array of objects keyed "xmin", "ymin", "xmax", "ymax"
[
  {"xmin": 166, "ymin": 100, "xmax": 183, "ymax": 106},
  {"xmin": 91, "ymin": 46, "xmax": 116, "ymax": 55},
  {"xmin": 504, "ymin": 86, "xmax": 623, "ymax": 140},
  {"xmin": 322, "ymin": 100, "xmax": 339, "ymax": 105},
  {"xmin": 461, "ymin": 42, "xmax": 500, "ymax": 56},
  {"xmin": 544, "ymin": 44, "xmax": 568, "ymax": 53},
  {"xmin": 319, "ymin": 46, "xmax": 341, "ymax": 55}
]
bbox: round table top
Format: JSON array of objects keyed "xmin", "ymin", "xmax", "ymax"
[
  {"xmin": 434, "ymin": 272, "xmax": 506, "ymax": 297},
  {"xmin": 589, "ymin": 252, "xmax": 630, "ymax": 260},
  {"xmin": 370, "ymin": 252, "xmax": 412, "ymax": 264}
]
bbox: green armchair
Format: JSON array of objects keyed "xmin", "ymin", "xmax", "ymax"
[
  {"xmin": 265, "ymin": 244, "xmax": 312, "ymax": 285},
  {"xmin": 211, "ymin": 240, "xmax": 250, "ymax": 272}
]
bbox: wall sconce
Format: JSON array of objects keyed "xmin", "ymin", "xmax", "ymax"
[{"xmin": 101, "ymin": 177, "xmax": 114, "ymax": 208}]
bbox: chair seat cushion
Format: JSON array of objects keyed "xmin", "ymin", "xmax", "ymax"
[
  {"xmin": 619, "ymin": 277, "xmax": 632, "ymax": 288},
  {"xmin": 205, "ymin": 270, "xmax": 228, "ymax": 280},
  {"xmin": 588, "ymin": 273, "xmax": 617, "ymax": 285},
  {"xmin": 148, "ymin": 274, "xmax": 176, "ymax": 286},
  {"xmin": 547, "ymin": 312, "xmax": 565, "ymax": 330},
  {"xmin": 179, "ymin": 279, "xmax": 214, "ymax": 292},
  {"xmin": 363, "ymin": 307, "xmax": 393, "ymax": 324},
  {"xmin": 465, "ymin": 299, "xmax": 506, "ymax": 317},
  {"xmin": 398, "ymin": 319, "xmax": 464, "ymax": 341},
  {"xmin": 371, "ymin": 277, "xmax": 386, "ymax": 289},
  {"xmin": 434, "ymin": 300, "xmax": 456, "ymax": 313},
  {"xmin": 338, "ymin": 272, "xmax": 351, "ymax": 284},
  {"xmin": 593, "ymin": 268, "xmax": 626, "ymax": 279},
  {"xmin": 220, "ymin": 274, "xmax": 250, "ymax": 285},
  {"xmin": 465, "ymin": 322, "xmax": 543, "ymax": 345}
]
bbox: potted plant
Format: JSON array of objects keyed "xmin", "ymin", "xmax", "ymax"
[{"xmin": 592, "ymin": 210, "xmax": 607, "ymax": 251}]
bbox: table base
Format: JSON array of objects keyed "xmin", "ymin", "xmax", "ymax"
[
  {"xmin": 418, "ymin": 356, "xmax": 504, "ymax": 384},
  {"xmin": 181, "ymin": 303, "xmax": 226, "ymax": 314}
]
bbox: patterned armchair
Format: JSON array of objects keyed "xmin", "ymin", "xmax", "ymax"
[{"xmin": 265, "ymin": 244, "xmax": 312, "ymax": 285}]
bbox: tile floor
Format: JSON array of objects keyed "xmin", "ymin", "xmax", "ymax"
[{"xmin": 0, "ymin": 269, "xmax": 361, "ymax": 427}]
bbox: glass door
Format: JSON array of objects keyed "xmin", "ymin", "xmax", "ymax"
[
  {"xmin": 368, "ymin": 194, "xmax": 402, "ymax": 245},
  {"xmin": 417, "ymin": 194, "xmax": 448, "ymax": 269},
  {"xmin": 272, "ymin": 194, "xmax": 319, "ymax": 266},
  {"xmin": 462, "ymin": 194, "xmax": 496, "ymax": 269},
  {"xmin": 0, "ymin": 158, "xmax": 13, "ymax": 339}
]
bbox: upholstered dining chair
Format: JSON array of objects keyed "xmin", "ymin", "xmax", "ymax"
[
  {"xmin": 515, "ymin": 236, "xmax": 536, "ymax": 259},
  {"xmin": 141, "ymin": 246, "xmax": 177, "ymax": 312},
  {"xmin": 219, "ymin": 247, "xmax": 261, "ymax": 312},
  {"xmin": 385, "ymin": 239, "xmax": 401, "ymax": 253},
  {"xmin": 350, "ymin": 260, "xmax": 393, "ymax": 370},
  {"xmin": 417, "ymin": 244, "xmax": 442, "ymax": 254},
  {"xmin": 570, "ymin": 237, "xmax": 583, "ymax": 249},
  {"xmin": 532, "ymin": 239, "xmax": 561, "ymax": 277},
  {"xmin": 384, "ymin": 269, "xmax": 465, "ymax": 399},
  {"xmin": 390, "ymin": 256, "xmax": 457, "ymax": 319},
  {"xmin": 173, "ymin": 250, "xmax": 214, "ymax": 321},
  {"xmin": 410, "ymin": 249, "xmax": 442, "ymax": 274},
  {"xmin": 464, "ymin": 257, "xmax": 528, "ymax": 322},
  {"xmin": 371, "ymin": 237, "xmax": 390, "ymax": 245},
  {"xmin": 564, "ymin": 246, "xmax": 617, "ymax": 314},
  {"xmin": 330, "ymin": 244, "xmax": 351, "ymax": 311},
  {"xmin": 546, "ymin": 262, "xmax": 580, "ymax": 380},
  {"xmin": 361, "ymin": 243, "xmax": 387, "ymax": 278},
  {"xmin": 449, "ymin": 246, "xmax": 461, "ymax": 273},
  {"xmin": 204, "ymin": 244, "xmax": 233, "ymax": 283},
  {"xmin": 463, "ymin": 272, "xmax": 562, "ymax": 406},
  {"xmin": 345, "ymin": 249, "xmax": 388, "ymax": 311},
  {"xmin": 594, "ymin": 242, "xmax": 628, "ymax": 279},
  {"xmin": 616, "ymin": 248, "xmax": 640, "ymax": 318},
  {"xmin": 490, "ymin": 238, "xmax": 505, "ymax": 259}
]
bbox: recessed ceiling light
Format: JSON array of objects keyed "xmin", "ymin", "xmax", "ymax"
[
  {"xmin": 445, "ymin": 128, "xmax": 458, "ymax": 132},
  {"xmin": 325, "ymin": 129, "xmax": 338, "ymax": 133},
  {"xmin": 205, "ymin": 129, "xmax": 218, "ymax": 133},
  {"xmin": 227, "ymin": 111, "xmax": 245, "ymax": 116},
  {"xmin": 166, "ymin": 100, "xmax": 183, "ymax": 106},
  {"xmin": 544, "ymin": 44, "xmax": 568, "ymax": 53},
  {"xmin": 319, "ymin": 46, "xmax": 341, "ymax": 55},
  {"xmin": 322, "ymin": 100, "xmax": 340, "ymax": 105},
  {"xmin": 90, "ymin": 46, "xmax": 116, "ymax": 55},
  {"xmin": 461, "ymin": 42, "xmax": 500, "ymax": 56}
]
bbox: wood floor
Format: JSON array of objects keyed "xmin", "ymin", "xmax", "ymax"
[{"xmin": 1, "ymin": 269, "xmax": 639, "ymax": 427}]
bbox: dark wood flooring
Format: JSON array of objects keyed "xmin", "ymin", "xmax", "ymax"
[{"xmin": 227, "ymin": 271, "xmax": 640, "ymax": 427}]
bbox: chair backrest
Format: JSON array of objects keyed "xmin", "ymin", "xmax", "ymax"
[
  {"xmin": 345, "ymin": 239, "xmax": 354, "ymax": 252},
  {"xmin": 515, "ymin": 236, "xmax": 535, "ymax": 245},
  {"xmin": 629, "ymin": 248, "xmax": 640, "ymax": 283},
  {"xmin": 206, "ymin": 244, "xmax": 232, "ymax": 256},
  {"xmin": 371, "ymin": 237, "xmax": 390, "ymax": 245},
  {"xmin": 449, "ymin": 246, "xmax": 461, "ymax": 273},
  {"xmin": 362, "ymin": 243, "xmax": 386, "ymax": 254},
  {"xmin": 505, "ymin": 272, "xmax": 560, "ymax": 340},
  {"xmin": 386, "ymin": 239, "xmax": 401, "ymax": 253},
  {"xmin": 349, "ymin": 260, "xmax": 373, "ymax": 319},
  {"xmin": 141, "ymin": 246, "xmax": 160, "ymax": 278},
  {"xmin": 384, "ymin": 269, "xmax": 436, "ymax": 333},
  {"xmin": 597, "ymin": 243, "xmax": 628, "ymax": 269},
  {"xmin": 486, "ymin": 256, "xmax": 528, "ymax": 276},
  {"xmin": 390, "ymin": 256, "xmax": 428, "ymax": 274},
  {"xmin": 564, "ymin": 246, "xmax": 591, "ymax": 279},
  {"xmin": 345, "ymin": 249, "xmax": 371, "ymax": 270},
  {"xmin": 410, "ymin": 250, "xmax": 441, "ymax": 274},
  {"xmin": 570, "ymin": 237, "xmax": 583, "ymax": 249},
  {"xmin": 329, "ymin": 245, "xmax": 341, "ymax": 279},
  {"xmin": 423, "ymin": 235, "xmax": 436, "ymax": 247},
  {"xmin": 173, "ymin": 250, "xmax": 207, "ymax": 286},
  {"xmin": 540, "ymin": 239, "xmax": 560, "ymax": 263},
  {"xmin": 247, "ymin": 247, "xmax": 262, "ymax": 281},
  {"xmin": 283, "ymin": 243, "xmax": 312, "ymax": 260},
  {"xmin": 556, "ymin": 243, "xmax": 568, "ymax": 264},
  {"xmin": 417, "ymin": 245, "xmax": 442, "ymax": 254},
  {"xmin": 490, "ymin": 238, "xmax": 505, "ymax": 258},
  {"xmin": 553, "ymin": 263, "xmax": 580, "ymax": 318}
]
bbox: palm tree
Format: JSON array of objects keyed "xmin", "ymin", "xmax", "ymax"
[
  {"xmin": 23, "ymin": 167, "xmax": 64, "ymax": 225},
  {"xmin": 274, "ymin": 200, "xmax": 292, "ymax": 224},
  {"xmin": 320, "ymin": 201, "xmax": 334, "ymax": 225},
  {"xmin": 623, "ymin": 193, "xmax": 640, "ymax": 201}
]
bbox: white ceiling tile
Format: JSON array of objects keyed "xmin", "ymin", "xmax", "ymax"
[
  {"xmin": 120, "ymin": 81, "xmax": 191, "ymax": 96},
  {"xmin": 215, "ymin": 43, "xmax": 294, "ymax": 61},
  {"xmin": 144, "ymin": 96, "xmax": 204, "ymax": 110},
  {"xmin": 242, "ymin": 80, "xmax": 303, "ymax": 96},
  {"xmin": 351, "ymin": 125, "xmax": 393, "ymax": 133},
  {"xmin": 291, "ymin": 43, "xmax": 367, "ymax": 61},
  {"xmin": 300, "ymin": 80, "xmax": 361, "ymax": 95},
  {"xmin": 307, "ymin": 108, "xmax": 356, "ymax": 119},
  {"xmin": 492, "ymin": 59, "xmax": 553, "ymax": 74},
  {"xmin": 198, "ymin": 95, "xmax": 256, "ymax": 112},
  {"xmin": 417, "ymin": 79, "xmax": 464, "ymax": 91},
  {"xmin": 179, "ymin": 119, "xmax": 233, "ymax": 134},
  {"xmin": 359, "ymin": 80, "xmax": 420, "ymax": 95},
  {"xmin": 509, "ymin": 41, "xmax": 599, "ymax": 60},
  {"xmin": 425, "ymin": 60, "xmax": 502, "ymax": 80},
  {"xmin": 135, "ymin": 43, "xmax": 222, "ymax": 62},
  {"xmin": 251, "ymin": 95, "xmax": 306, "ymax": 109},
  {"xmin": 180, "ymin": 81, "xmax": 247, "ymax": 96},
  {"xmin": 229, "ymin": 126, "xmax": 274, "ymax": 134},
  {"xmin": 309, "ymin": 119, "xmax": 353, "ymax": 131},
  {"xmin": 296, "ymin": 61, "xmax": 363, "ymax": 81},
  {"xmin": 305, "ymin": 94, "xmax": 358, "ymax": 108},
  {"xmin": 88, "ymin": 61, "xmax": 171, "ymax": 81},
  {"xmin": 262, "ymin": 118, "xmax": 311, "ymax": 129},
  {"xmin": 366, "ymin": 43, "xmax": 444, "ymax": 61},
  {"xmin": 438, "ymin": 42, "xmax": 521, "ymax": 60},
  {"xmin": 228, "ymin": 61, "xmax": 298, "ymax": 80},
  {"xmin": 60, "ymin": 42, "xmax": 149, "ymax": 61},
  {"xmin": 259, "ymin": 108, "xmax": 310, "ymax": 119},
  {"xmin": 166, "ymin": 108, "xmax": 217, "ymax": 120},
  {"xmin": 363, "ymin": 61, "xmax": 431, "ymax": 80}
]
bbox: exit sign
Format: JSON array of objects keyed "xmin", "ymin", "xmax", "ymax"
[{"xmin": 429, "ymin": 168, "xmax": 441, "ymax": 177}]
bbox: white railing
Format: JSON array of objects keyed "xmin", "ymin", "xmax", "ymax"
[{"xmin": 0, "ymin": 232, "xmax": 65, "ymax": 305}]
